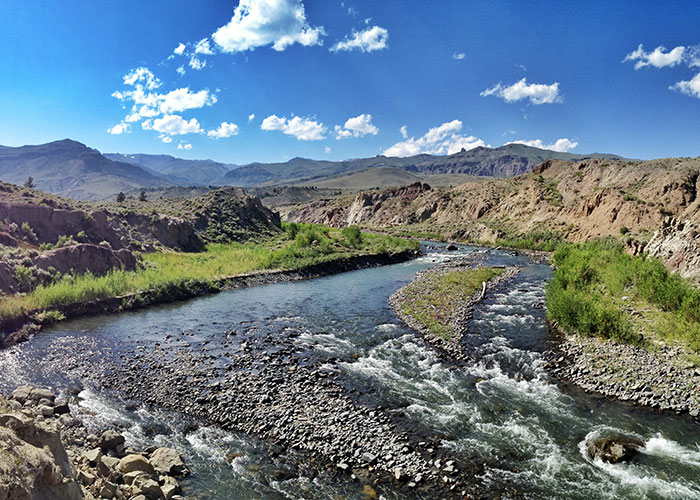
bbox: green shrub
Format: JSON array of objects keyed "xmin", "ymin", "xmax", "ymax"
[{"xmin": 341, "ymin": 226, "xmax": 363, "ymax": 247}]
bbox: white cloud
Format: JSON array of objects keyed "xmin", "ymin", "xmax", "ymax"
[
  {"xmin": 383, "ymin": 120, "xmax": 486, "ymax": 157},
  {"xmin": 159, "ymin": 134, "xmax": 172, "ymax": 143},
  {"xmin": 143, "ymin": 114, "xmax": 203, "ymax": 135},
  {"xmin": 208, "ymin": 121, "xmax": 240, "ymax": 139},
  {"xmin": 400, "ymin": 125, "xmax": 408, "ymax": 139},
  {"xmin": 334, "ymin": 113, "xmax": 378, "ymax": 139},
  {"xmin": 176, "ymin": 66, "xmax": 185, "ymax": 76},
  {"xmin": 107, "ymin": 122, "xmax": 130, "ymax": 135},
  {"xmin": 506, "ymin": 138, "xmax": 578, "ymax": 152},
  {"xmin": 324, "ymin": 146, "xmax": 331, "ymax": 154},
  {"xmin": 671, "ymin": 72, "xmax": 700, "ymax": 98},
  {"xmin": 189, "ymin": 56, "xmax": 206, "ymax": 70},
  {"xmin": 623, "ymin": 44, "xmax": 685, "ymax": 69},
  {"xmin": 248, "ymin": 113, "xmax": 255, "ymax": 122},
  {"xmin": 194, "ymin": 38, "xmax": 214, "ymax": 55},
  {"xmin": 261, "ymin": 114, "xmax": 326, "ymax": 140},
  {"xmin": 212, "ymin": 0, "xmax": 325, "ymax": 53},
  {"xmin": 173, "ymin": 43, "xmax": 186, "ymax": 56},
  {"xmin": 178, "ymin": 143, "xmax": 193, "ymax": 150},
  {"xmin": 123, "ymin": 67, "xmax": 161, "ymax": 90},
  {"xmin": 452, "ymin": 52, "xmax": 466, "ymax": 60},
  {"xmin": 158, "ymin": 88, "xmax": 217, "ymax": 114},
  {"xmin": 331, "ymin": 25, "xmax": 388, "ymax": 53},
  {"xmin": 481, "ymin": 78, "xmax": 561, "ymax": 105}
]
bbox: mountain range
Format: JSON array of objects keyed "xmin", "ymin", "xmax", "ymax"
[{"xmin": 0, "ymin": 139, "xmax": 628, "ymax": 201}]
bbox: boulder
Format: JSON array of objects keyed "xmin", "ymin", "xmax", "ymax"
[
  {"xmin": 119, "ymin": 454, "xmax": 155, "ymax": 475},
  {"xmin": 150, "ymin": 447, "xmax": 188, "ymax": 476},
  {"xmin": 34, "ymin": 243, "xmax": 137, "ymax": 276},
  {"xmin": 588, "ymin": 435, "xmax": 644, "ymax": 464},
  {"xmin": 131, "ymin": 476, "xmax": 162, "ymax": 499},
  {"xmin": 28, "ymin": 388, "xmax": 56, "ymax": 403},
  {"xmin": 84, "ymin": 448, "xmax": 103, "ymax": 464},
  {"xmin": 99, "ymin": 429, "xmax": 125, "ymax": 450},
  {"xmin": 11, "ymin": 385, "xmax": 34, "ymax": 404}
]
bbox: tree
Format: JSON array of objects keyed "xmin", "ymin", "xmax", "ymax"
[
  {"xmin": 139, "ymin": 190, "xmax": 147, "ymax": 202},
  {"xmin": 116, "ymin": 192, "xmax": 126, "ymax": 203},
  {"xmin": 23, "ymin": 176, "xmax": 36, "ymax": 189}
]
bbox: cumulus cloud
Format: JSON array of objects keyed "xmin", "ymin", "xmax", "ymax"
[
  {"xmin": 208, "ymin": 121, "xmax": 240, "ymax": 139},
  {"xmin": 178, "ymin": 143, "xmax": 193, "ymax": 150},
  {"xmin": 400, "ymin": 125, "xmax": 408, "ymax": 138},
  {"xmin": 452, "ymin": 52, "xmax": 466, "ymax": 60},
  {"xmin": 324, "ymin": 146, "xmax": 331, "ymax": 154},
  {"xmin": 623, "ymin": 44, "xmax": 685, "ymax": 69},
  {"xmin": 212, "ymin": 0, "xmax": 325, "ymax": 53},
  {"xmin": 123, "ymin": 67, "xmax": 161, "ymax": 90},
  {"xmin": 383, "ymin": 120, "xmax": 486, "ymax": 157},
  {"xmin": 248, "ymin": 113, "xmax": 255, "ymax": 122},
  {"xmin": 160, "ymin": 135, "xmax": 172, "ymax": 143},
  {"xmin": 111, "ymin": 68, "xmax": 216, "ymax": 136},
  {"xmin": 176, "ymin": 66, "xmax": 185, "ymax": 76},
  {"xmin": 331, "ymin": 26, "xmax": 388, "ymax": 53},
  {"xmin": 261, "ymin": 114, "xmax": 326, "ymax": 140},
  {"xmin": 670, "ymin": 72, "xmax": 700, "ymax": 98},
  {"xmin": 143, "ymin": 114, "xmax": 203, "ymax": 135},
  {"xmin": 173, "ymin": 43, "xmax": 186, "ymax": 56},
  {"xmin": 107, "ymin": 122, "xmax": 130, "ymax": 135},
  {"xmin": 189, "ymin": 56, "xmax": 206, "ymax": 70},
  {"xmin": 506, "ymin": 138, "xmax": 578, "ymax": 152},
  {"xmin": 481, "ymin": 78, "xmax": 561, "ymax": 105},
  {"xmin": 334, "ymin": 113, "xmax": 378, "ymax": 139}
]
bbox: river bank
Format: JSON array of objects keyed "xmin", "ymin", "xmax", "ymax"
[
  {"xmin": 548, "ymin": 335, "xmax": 700, "ymax": 419},
  {"xmin": 0, "ymin": 248, "xmax": 419, "ymax": 349}
]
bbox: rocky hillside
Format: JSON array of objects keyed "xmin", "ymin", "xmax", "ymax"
[
  {"xmin": 285, "ymin": 157, "xmax": 700, "ymax": 273},
  {"xmin": 0, "ymin": 182, "xmax": 280, "ymax": 295},
  {"xmin": 0, "ymin": 140, "xmax": 173, "ymax": 200},
  {"xmin": 218, "ymin": 144, "xmax": 626, "ymax": 187}
]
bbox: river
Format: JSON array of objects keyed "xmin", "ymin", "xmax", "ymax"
[{"xmin": 1, "ymin": 243, "xmax": 699, "ymax": 499}]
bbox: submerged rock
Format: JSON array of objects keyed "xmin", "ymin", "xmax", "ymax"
[{"xmin": 588, "ymin": 435, "xmax": 644, "ymax": 464}]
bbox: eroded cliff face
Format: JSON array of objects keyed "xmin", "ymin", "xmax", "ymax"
[
  {"xmin": 285, "ymin": 158, "xmax": 700, "ymax": 272},
  {"xmin": 646, "ymin": 218, "xmax": 700, "ymax": 280}
]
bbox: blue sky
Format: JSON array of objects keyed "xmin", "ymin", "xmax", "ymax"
[{"xmin": 1, "ymin": 0, "xmax": 699, "ymax": 164}]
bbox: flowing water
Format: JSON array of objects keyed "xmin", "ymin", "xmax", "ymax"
[{"xmin": 1, "ymin": 244, "xmax": 699, "ymax": 499}]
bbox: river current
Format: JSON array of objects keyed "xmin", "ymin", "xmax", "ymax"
[{"xmin": 1, "ymin": 244, "xmax": 699, "ymax": 499}]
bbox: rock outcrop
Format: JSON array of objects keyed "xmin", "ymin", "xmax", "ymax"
[
  {"xmin": 2, "ymin": 385, "xmax": 189, "ymax": 499},
  {"xmin": 645, "ymin": 218, "xmax": 700, "ymax": 280}
]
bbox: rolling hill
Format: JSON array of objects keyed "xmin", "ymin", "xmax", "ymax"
[
  {"xmin": 106, "ymin": 153, "xmax": 235, "ymax": 185},
  {"xmin": 0, "ymin": 139, "xmax": 172, "ymax": 200}
]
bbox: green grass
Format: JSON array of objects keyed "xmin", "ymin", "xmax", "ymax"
[
  {"xmin": 400, "ymin": 267, "xmax": 505, "ymax": 340},
  {"xmin": 0, "ymin": 223, "xmax": 418, "ymax": 321},
  {"xmin": 495, "ymin": 231, "xmax": 564, "ymax": 252},
  {"xmin": 546, "ymin": 239, "xmax": 700, "ymax": 350}
]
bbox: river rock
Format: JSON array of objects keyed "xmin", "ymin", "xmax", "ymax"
[
  {"xmin": 120, "ymin": 454, "xmax": 155, "ymax": 475},
  {"xmin": 29, "ymin": 388, "xmax": 56, "ymax": 403},
  {"xmin": 11, "ymin": 385, "xmax": 34, "ymax": 403},
  {"xmin": 84, "ymin": 447, "xmax": 103, "ymax": 465},
  {"xmin": 150, "ymin": 447, "xmax": 187, "ymax": 476},
  {"xmin": 99, "ymin": 429, "xmax": 125, "ymax": 450},
  {"xmin": 588, "ymin": 435, "xmax": 644, "ymax": 464}
]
